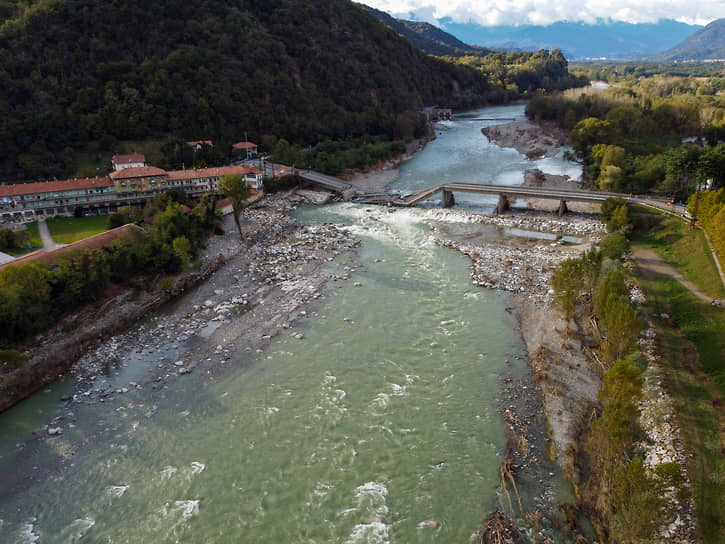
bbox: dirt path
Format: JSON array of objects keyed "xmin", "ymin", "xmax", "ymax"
[
  {"xmin": 632, "ymin": 246, "xmax": 723, "ymax": 305},
  {"xmin": 37, "ymin": 218, "xmax": 64, "ymax": 251}
]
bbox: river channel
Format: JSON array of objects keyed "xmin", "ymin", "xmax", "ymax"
[{"xmin": 0, "ymin": 104, "xmax": 583, "ymax": 543}]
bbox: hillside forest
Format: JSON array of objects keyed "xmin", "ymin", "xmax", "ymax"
[{"xmin": 0, "ymin": 0, "xmax": 586, "ymax": 183}]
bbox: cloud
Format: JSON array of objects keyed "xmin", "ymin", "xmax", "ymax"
[{"xmin": 362, "ymin": 0, "xmax": 725, "ymax": 26}]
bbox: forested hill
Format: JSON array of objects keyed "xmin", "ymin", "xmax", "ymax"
[
  {"xmin": 0, "ymin": 0, "xmax": 583, "ymax": 182},
  {"xmin": 0, "ymin": 0, "xmax": 493, "ymax": 180},
  {"xmin": 357, "ymin": 3, "xmax": 493, "ymax": 57}
]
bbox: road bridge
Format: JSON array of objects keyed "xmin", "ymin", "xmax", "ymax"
[
  {"xmin": 268, "ymin": 163, "xmax": 354, "ymax": 199},
  {"xmin": 397, "ymin": 183, "xmax": 631, "ymax": 216},
  {"xmin": 297, "ymin": 169, "xmax": 353, "ymax": 196}
]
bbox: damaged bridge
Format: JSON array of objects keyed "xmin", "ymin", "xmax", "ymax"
[{"xmin": 395, "ymin": 183, "xmax": 630, "ymax": 216}]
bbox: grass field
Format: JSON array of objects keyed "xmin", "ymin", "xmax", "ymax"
[
  {"xmin": 635, "ymin": 274, "xmax": 725, "ymax": 543},
  {"xmin": 630, "ymin": 205, "xmax": 725, "ymax": 299},
  {"xmin": 631, "ymin": 204, "xmax": 725, "ymax": 542},
  {"xmin": 46, "ymin": 216, "xmax": 109, "ymax": 244},
  {"xmin": 25, "ymin": 221, "xmax": 43, "ymax": 250}
]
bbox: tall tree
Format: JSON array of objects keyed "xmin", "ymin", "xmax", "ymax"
[{"xmin": 217, "ymin": 174, "xmax": 252, "ymax": 239}]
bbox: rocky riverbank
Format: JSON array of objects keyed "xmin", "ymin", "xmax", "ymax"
[
  {"xmin": 63, "ymin": 195, "xmax": 363, "ymax": 408},
  {"xmin": 430, "ymin": 208, "xmax": 695, "ymax": 542},
  {"xmin": 1, "ymin": 191, "xmax": 368, "ymax": 497},
  {"xmin": 0, "ymin": 193, "xmax": 361, "ymax": 415},
  {"xmin": 428, "ymin": 208, "xmax": 605, "ymax": 303},
  {"xmin": 426, "ymin": 207, "xmax": 605, "ymax": 475}
]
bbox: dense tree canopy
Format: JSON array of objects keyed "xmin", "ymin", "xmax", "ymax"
[{"xmin": 0, "ymin": 0, "xmax": 491, "ymax": 181}]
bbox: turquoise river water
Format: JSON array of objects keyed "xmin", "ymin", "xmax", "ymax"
[{"xmin": 0, "ymin": 104, "xmax": 583, "ymax": 543}]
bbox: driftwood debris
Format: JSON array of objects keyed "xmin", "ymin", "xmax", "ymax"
[{"xmin": 480, "ymin": 510, "xmax": 524, "ymax": 544}]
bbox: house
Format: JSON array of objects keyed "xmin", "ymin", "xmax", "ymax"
[
  {"xmin": 232, "ymin": 141, "xmax": 258, "ymax": 159},
  {"xmin": 112, "ymin": 153, "xmax": 146, "ymax": 171},
  {"xmin": 186, "ymin": 140, "xmax": 213, "ymax": 151}
]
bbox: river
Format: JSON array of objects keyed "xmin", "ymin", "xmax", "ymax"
[{"xmin": 0, "ymin": 104, "xmax": 582, "ymax": 543}]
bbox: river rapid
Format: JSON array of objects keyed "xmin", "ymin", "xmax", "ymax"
[{"xmin": 0, "ymin": 104, "xmax": 583, "ymax": 543}]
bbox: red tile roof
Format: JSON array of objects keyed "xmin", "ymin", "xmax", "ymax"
[
  {"xmin": 166, "ymin": 165, "xmax": 261, "ymax": 181},
  {"xmin": 0, "ymin": 224, "xmax": 145, "ymax": 271},
  {"xmin": 112, "ymin": 153, "xmax": 146, "ymax": 165},
  {"xmin": 232, "ymin": 141, "xmax": 257, "ymax": 150},
  {"xmin": 186, "ymin": 140, "xmax": 213, "ymax": 147},
  {"xmin": 109, "ymin": 167, "xmax": 167, "ymax": 180},
  {"xmin": 0, "ymin": 178, "xmax": 113, "ymax": 198}
]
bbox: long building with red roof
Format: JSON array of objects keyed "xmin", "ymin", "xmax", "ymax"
[{"xmin": 0, "ymin": 165, "xmax": 263, "ymax": 224}]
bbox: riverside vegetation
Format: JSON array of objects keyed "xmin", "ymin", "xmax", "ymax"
[
  {"xmin": 551, "ymin": 197, "xmax": 724, "ymax": 543},
  {"xmin": 0, "ymin": 192, "xmax": 220, "ymax": 347}
]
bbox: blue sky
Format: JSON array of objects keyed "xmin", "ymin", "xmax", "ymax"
[{"xmin": 362, "ymin": 0, "xmax": 725, "ymax": 26}]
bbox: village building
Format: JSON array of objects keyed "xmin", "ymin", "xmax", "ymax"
[
  {"xmin": 186, "ymin": 140, "xmax": 213, "ymax": 151},
  {"xmin": 166, "ymin": 165, "xmax": 263, "ymax": 196},
  {"xmin": 109, "ymin": 166, "xmax": 168, "ymax": 195},
  {"xmin": 421, "ymin": 106, "xmax": 452, "ymax": 121},
  {"xmin": 0, "ymin": 164, "xmax": 263, "ymax": 224},
  {"xmin": 0, "ymin": 177, "xmax": 115, "ymax": 222},
  {"xmin": 232, "ymin": 141, "xmax": 258, "ymax": 159},
  {"xmin": 111, "ymin": 153, "xmax": 146, "ymax": 171}
]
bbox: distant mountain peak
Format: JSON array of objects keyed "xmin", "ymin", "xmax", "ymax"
[
  {"xmin": 659, "ymin": 18, "xmax": 725, "ymax": 61},
  {"xmin": 357, "ymin": 3, "xmax": 494, "ymax": 57}
]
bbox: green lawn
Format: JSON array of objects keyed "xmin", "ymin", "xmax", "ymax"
[
  {"xmin": 635, "ymin": 273, "xmax": 725, "ymax": 543},
  {"xmin": 2, "ymin": 222, "xmax": 43, "ymax": 255},
  {"xmin": 46, "ymin": 215, "xmax": 109, "ymax": 244},
  {"xmin": 25, "ymin": 221, "xmax": 43, "ymax": 250},
  {"xmin": 630, "ymin": 205, "xmax": 725, "ymax": 299}
]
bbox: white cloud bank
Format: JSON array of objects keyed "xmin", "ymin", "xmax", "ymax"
[{"xmin": 362, "ymin": 0, "xmax": 725, "ymax": 26}]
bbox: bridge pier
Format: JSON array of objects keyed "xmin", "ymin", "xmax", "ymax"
[
  {"xmin": 441, "ymin": 189, "xmax": 455, "ymax": 208},
  {"xmin": 558, "ymin": 199, "xmax": 568, "ymax": 217},
  {"xmin": 496, "ymin": 193, "xmax": 510, "ymax": 215}
]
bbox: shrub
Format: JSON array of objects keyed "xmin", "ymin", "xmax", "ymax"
[
  {"xmin": 600, "ymin": 197, "xmax": 628, "ymax": 224},
  {"xmin": 600, "ymin": 232, "xmax": 629, "ymax": 261}
]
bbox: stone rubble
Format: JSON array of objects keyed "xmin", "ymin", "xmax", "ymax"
[
  {"xmin": 637, "ymin": 322, "xmax": 697, "ymax": 543},
  {"xmin": 428, "ymin": 209, "xmax": 605, "ymax": 303}
]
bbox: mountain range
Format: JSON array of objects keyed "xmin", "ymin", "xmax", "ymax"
[
  {"xmin": 358, "ymin": 4, "xmax": 492, "ymax": 57},
  {"xmin": 436, "ymin": 18, "xmax": 701, "ymax": 60},
  {"xmin": 365, "ymin": 7, "xmax": 720, "ymax": 61},
  {"xmin": 658, "ymin": 18, "xmax": 725, "ymax": 61},
  {"xmin": 365, "ymin": 6, "xmax": 725, "ymax": 62}
]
